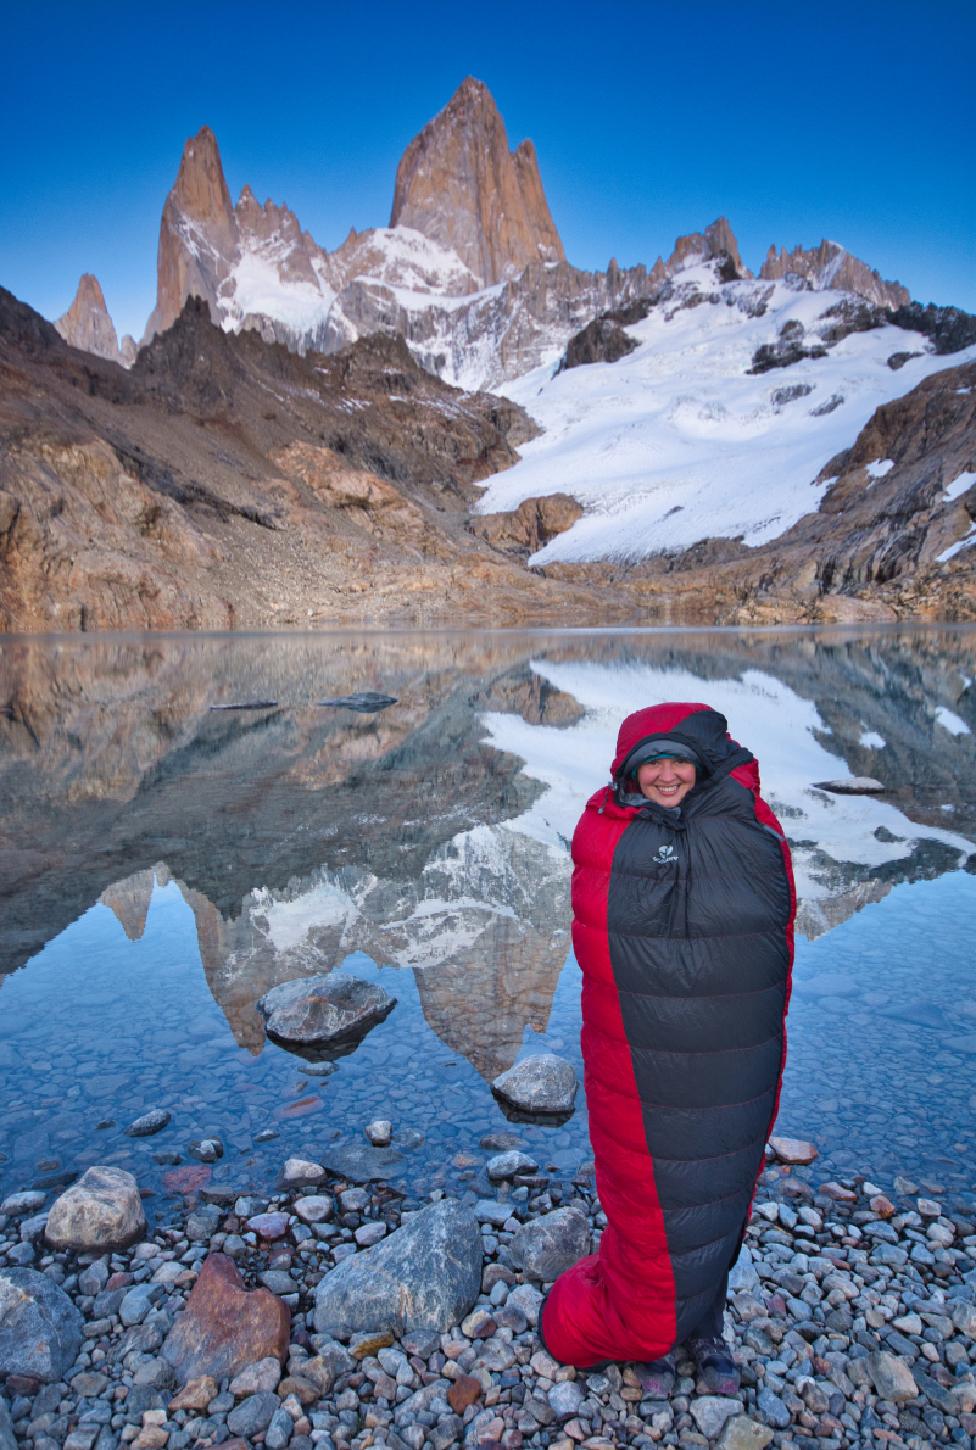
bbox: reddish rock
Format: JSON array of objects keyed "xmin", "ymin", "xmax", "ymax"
[
  {"xmin": 448, "ymin": 1373, "xmax": 483, "ymax": 1413},
  {"xmin": 820, "ymin": 1181, "xmax": 858, "ymax": 1203},
  {"xmin": 105, "ymin": 1272, "xmax": 133, "ymax": 1291},
  {"xmin": 870, "ymin": 1193, "xmax": 896, "ymax": 1219},
  {"xmin": 162, "ymin": 1164, "xmax": 212, "ymax": 1195},
  {"xmin": 160, "ymin": 1252, "xmax": 289, "ymax": 1386},
  {"xmin": 278, "ymin": 1094, "xmax": 323, "ymax": 1119}
]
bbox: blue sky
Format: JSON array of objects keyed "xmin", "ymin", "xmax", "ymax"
[{"xmin": 2, "ymin": 0, "xmax": 973, "ymax": 341}]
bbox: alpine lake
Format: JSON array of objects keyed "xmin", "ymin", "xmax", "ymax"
[{"xmin": 1, "ymin": 625, "xmax": 974, "ymax": 1226}]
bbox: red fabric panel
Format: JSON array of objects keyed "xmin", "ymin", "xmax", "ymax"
[{"xmin": 540, "ymin": 787, "xmax": 677, "ymax": 1367}]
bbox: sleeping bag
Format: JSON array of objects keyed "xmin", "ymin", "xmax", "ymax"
[{"xmin": 540, "ymin": 701, "xmax": 796, "ymax": 1368}]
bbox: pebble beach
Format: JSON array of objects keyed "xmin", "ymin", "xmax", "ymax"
[{"xmin": 2, "ymin": 1132, "xmax": 974, "ymax": 1450}]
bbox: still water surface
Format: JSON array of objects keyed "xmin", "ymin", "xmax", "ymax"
[{"xmin": 1, "ymin": 628, "xmax": 974, "ymax": 1219}]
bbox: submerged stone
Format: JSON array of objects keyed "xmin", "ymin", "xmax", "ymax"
[{"xmin": 257, "ymin": 972, "xmax": 396, "ymax": 1047}]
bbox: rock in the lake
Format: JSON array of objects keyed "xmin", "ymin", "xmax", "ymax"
[
  {"xmin": 317, "ymin": 692, "xmax": 398, "ymax": 712},
  {"xmin": 257, "ymin": 972, "xmax": 396, "ymax": 1047},
  {"xmin": 486, "ymin": 1149, "xmax": 539, "ymax": 1180},
  {"xmin": 187, "ymin": 1137, "xmax": 223, "ymax": 1162},
  {"xmin": 510, "ymin": 1207, "xmax": 590, "ymax": 1281},
  {"xmin": 768, "ymin": 1134, "xmax": 818, "ymax": 1165},
  {"xmin": 161, "ymin": 1252, "xmax": 289, "ymax": 1385},
  {"xmin": 491, "ymin": 1053, "xmax": 577, "ymax": 1116},
  {"xmin": 813, "ymin": 776, "xmax": 885, "ymax": 794},
  {"xmin": 281, "ymin": 1156, "xmax": 325, "ymax": 1186},
  {"xmin": 44, "ymin": 1165, "xmax": 146, "ymax": 1251},
  {"xmin": 126, "ymin": 1108, "xmax": 172, "ymax": 1137},
  {"xmin": 313, "ymin": 1198, "xmax": 482, "ymax": 1338},
  {"xmin": 365, "ymin": 1118, "xmax": 392, "ymax": 1146},
  {"xmin": 0, "ymin": 1267, "xmax": 84, "ymax": 1382},
  {"xmin": 319, "ymin": 1140, "xmax": 404, "ymax": 1182}
]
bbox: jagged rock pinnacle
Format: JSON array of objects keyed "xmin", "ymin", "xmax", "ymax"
[
  {"xmin": 55, "ymin": 273, "xmax": 127, "ymax": 365},
  {"xmin": 390, "ymin": 76, "xmax": 564, "ymax": 286}
]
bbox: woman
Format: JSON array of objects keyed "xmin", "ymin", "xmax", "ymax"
[{"xmin": 539, "ymin": 701, "xmax": 795, "ymax": 1393}]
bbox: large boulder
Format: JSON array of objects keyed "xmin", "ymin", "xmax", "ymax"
[
  {"xmin": 44, "ymin": 1165, "xmax": 146, "ymax": 1251},
  {"xmin": 313, "ymin": 1199, "xmax": 482, "ymax": 1338},
  {"xmin": 509, "ymin": 1208, "xmax": 590, "ymax": 1281},
  {"xmin": 0, "ymin": 1268, "xmax": 83, "ymax": 1382},
  {"xmin": 257, "ymin": 973, "xmax": 395, "ymax": 1048},
  {"xmin": 161, "ymin": 1253, "xmax": 290, "ymax": 1386},
  {"xmin": 491, "ymin": 1053, "xmax": 577, "ymax": 1117}
]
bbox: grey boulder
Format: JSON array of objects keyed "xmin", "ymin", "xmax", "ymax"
[
  {"xmin": 813, "ymin": 776, "xmax": 885, "ymax": 794},
  {"xmin": 491, "ymin": 1054, "xmax": 577, "ymax": 1116},
  {"xmin": 510, "ymin": 1207, "xmax": 590, "ymax": 1281},
  {"xmin": 44, "ymin": 1165, "xmax": 146, "ymax": 1251},
  {"xmin": 257, "ymin": 972, "xmax": 395, "ymax": 1047},
  {"xmin": 313, "ymin": 1199, "xmax": 482, "ymax": 1338},
  {"xmin": 0, "ymin": 1267, "xmax": 83, "ymax": 1381}
]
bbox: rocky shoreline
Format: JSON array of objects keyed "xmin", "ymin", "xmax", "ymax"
[{"xmin": 2, "ymin": 1140, "xmax": 974, "ymax": 1450}]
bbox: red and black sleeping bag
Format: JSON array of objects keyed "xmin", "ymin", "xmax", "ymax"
[{"xmin": 540, "ymin": 702, "xmax": 796, "ymax": 1368}]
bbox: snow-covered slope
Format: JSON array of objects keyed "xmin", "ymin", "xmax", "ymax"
[{"xmin": 482, "ymin": 266, "xmax": 976, "ymax": 562}]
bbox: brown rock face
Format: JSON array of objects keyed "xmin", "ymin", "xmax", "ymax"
[
  {"xmin": 469, "ymin": 494, "xmax": 583, "ymax": 558},
  {"xmin": 390, "ymin": 77, "xmax": 564, "ymax": 285},
  {"xmin": 55, "ymin": 274, "xmax": 128, "ymax": 366},
  {"xmin": 668, "ymin": 217, "xmax": 748, "ymax": 277},
  {"xmin": 144, "ymin": 126, "xmax": 238, "ymax": 341},
  {"xmin": 759, "ymin": 239, "xmax": 909, "ymax": 309},
  {"xmin": 161, "ymin": 1252, "xmax": 289, "ymax": 1385}
]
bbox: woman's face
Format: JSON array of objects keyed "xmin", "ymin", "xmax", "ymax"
[{"xmin": 636, "ymin": 756, "xmax": 697, "ymax": 808}]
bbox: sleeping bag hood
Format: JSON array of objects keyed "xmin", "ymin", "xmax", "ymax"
[{"xmin": 539, "ymin": 702, "xmax": 796, "ymax": 1368}]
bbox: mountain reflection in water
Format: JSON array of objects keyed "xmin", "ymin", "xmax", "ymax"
[{"xmin": 0, "ymin": 627, "xmax": 973, "ymax": 1208}]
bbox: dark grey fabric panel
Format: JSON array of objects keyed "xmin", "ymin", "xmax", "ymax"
[
  {"xmin": 630, "ymin": 1034, "xmax": 784, "ymax": 1109},
  {"xmin": 620, "ymin": 981, "xmax": 785, "ymax": 1052},
  {"xmin": 644, "ymin": 1092, "xmax": 778, "ymax": 1160},
  {"xmin": 606, "ymin": 770, "xmax": 791, "ymax": 1339},
  {"xmin": 611, "ymin": 930, "xmax": 787, "ymax": 998}
]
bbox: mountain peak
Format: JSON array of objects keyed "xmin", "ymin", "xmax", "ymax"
[
  {"xmin": 55, "ymin": 272, "xmax": 128, "ymax": 365},
  {"xmin": 171, "ymin": 125, "xmax": 234, "ymax": 228},
  {"xmin": 143, "ymin": 127, "xmax": 238, "ymax": 343},
  {"xmin": 390, "ymin": 78, "xmax": 564, "ymax": 286}
]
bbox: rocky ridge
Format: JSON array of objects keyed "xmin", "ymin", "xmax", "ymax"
[
  {"xmin": 0, "ymin": 285, "xmax": 625, "ymax": 631},
  {"xmin": 130, "ymin": 82, "xmax": 912, "ymax": 393},
  {"xmin": 760, "ymin": 242, "xmax": 909, "ymax": 311}
]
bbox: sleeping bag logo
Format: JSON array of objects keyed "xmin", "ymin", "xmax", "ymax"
[{"xmin": 654, "ymin": 844, "xmax": 678, "ymax": 865}]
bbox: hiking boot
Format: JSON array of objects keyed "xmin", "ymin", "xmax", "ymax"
[
  {"xmin": 688, "ymin": 1335, "xmax": 740, "ymax": 1395},
  {"xmin": 635, "ymin": 1347, "xmax": 678, "ymax": 1398}
]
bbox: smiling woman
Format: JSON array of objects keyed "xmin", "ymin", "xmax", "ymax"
[{"xmin": 540, "ymin": 700, "xmax": 796, "ymax": 1389}]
